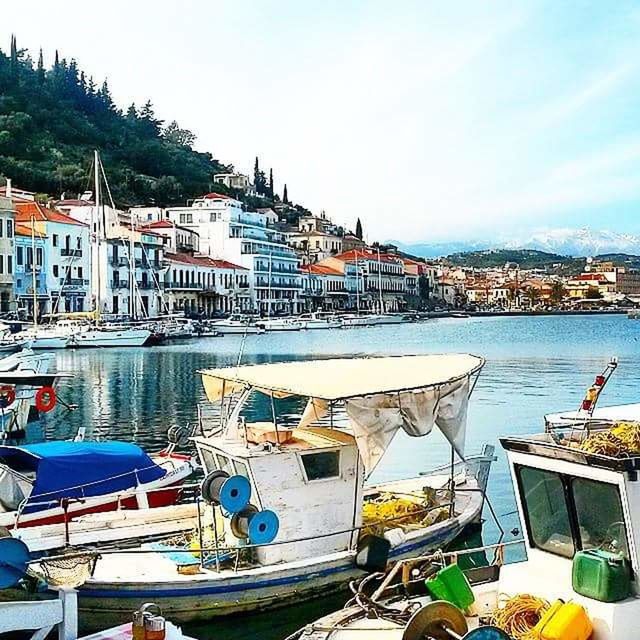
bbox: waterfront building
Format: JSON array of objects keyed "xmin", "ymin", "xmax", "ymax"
[
  {"xmin": 15, "ymin": 201, "xmax": 91, "ymax": 314},
  {"xmin": 616, "ymin": 269, "xmax": 640, "ymax": 296},
  {"xmin": 139, "ymin": 220, "xmax": 200, "ymax": 255},
  {"xmin": 299, "ymin": 263, "xmax": 351, "ymax": 311},
  {"xmin": 165, "ymin": 193, "xmax": 301, "ymax": 315},
  {"xmin": 0, "ymin": 194, "xmax": 16, "ymax": 312},
  {"xmin": 14, "ymin": 224, "xmax": 47, "ymax": 319},
  {"xmin": 164, "ymin": 252, "xmax": 250, "ymax": 315},
  {"xmin": 341, "ymin": 233, "xmax": 366, "ymax": 253}
]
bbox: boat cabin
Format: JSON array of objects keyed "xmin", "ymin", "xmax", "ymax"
[
  {"xmin": 195, "ymin": 354, "xmax": 484, "ymax": 566},
  {"xmin": 500, "ymin": 424, "xmax": 640, "ymax": 639}
]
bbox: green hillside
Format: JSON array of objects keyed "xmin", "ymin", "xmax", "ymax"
[
  {"xmin": 0, "ymin": 36, "xmax": 294, "ymax": 210},
  {"xmin": 445, "ymin": 248, "xmax": 582, "ymax": 270}
]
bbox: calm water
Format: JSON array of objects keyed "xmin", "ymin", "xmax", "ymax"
[{"xmin": 33, "ymin": 315, "xmax": 640, "ymax": 638}]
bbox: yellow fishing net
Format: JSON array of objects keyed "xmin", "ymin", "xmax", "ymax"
[{"xmin": 578, "ymin": 422, "xmax": 640, "ymax": 457}]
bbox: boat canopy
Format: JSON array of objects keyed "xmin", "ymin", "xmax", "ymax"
[
  {"xmin": 201, "ymin": 354, "xmax": 484, "ymax": 474},
  {"xmin": 0, "ymin": 441, "xmax": 165, "ymax": 514},
  {"xmin": 545, "ymin": 403, "xmax": 640, "ymax": 429}
]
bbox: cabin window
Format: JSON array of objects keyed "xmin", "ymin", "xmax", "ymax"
[
  {"xmin": 233, "ymin": 459, "xmax": 250, "ymax": 479},
  {"xmin": 517, "ymin": 466, "xmax": 574, "ymax": 558},
  {"xmin": 517, "ymin": 465, "xmax": 630, "ymax": 562},
  {"xmin": 572, "ymin": 477, "xmax": 630, "ymax": 561},
  {"xmin": 199, "ymin": 448, "xmax": 218, "ymax": 471},
  {"xmin": 216, "ymin": 454, "xmax": 234, "ymax": 476},
  {"xmin": 300, "ymin": 450, "xmax": 340, "ymax": 481}
]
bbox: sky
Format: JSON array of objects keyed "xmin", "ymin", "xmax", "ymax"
[{"xmin": 3, "ymin": 1, "xmax": 640, "ymax": 244}]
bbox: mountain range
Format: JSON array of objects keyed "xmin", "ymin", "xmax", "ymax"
[{"xmin": 390, "ymin": 228, "xmax": 640, "ymax": 259}]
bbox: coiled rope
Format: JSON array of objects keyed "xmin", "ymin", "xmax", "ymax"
[{"xmin": 491, "ymin": 594, "xmax": 550, "ymax": 640}]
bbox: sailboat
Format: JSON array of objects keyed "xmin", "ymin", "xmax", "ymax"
[{"xmin": 71, "ymin": 151, "xmax": 151, "ymax": 348}]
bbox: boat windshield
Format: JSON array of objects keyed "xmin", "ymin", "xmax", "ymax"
[{"xmin": 516, "ymin": 465, "xmax": 630, "ymax": 561}]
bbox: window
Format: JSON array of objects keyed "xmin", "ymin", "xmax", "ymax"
[
  {"xmin": 199, "ymin": 448, "xmax": 218, "ymax": 472},
  {"xmin": 53, "ymin": 234, "xmax": 58, "ymax": 247},
  {"xmin": 0, "ymin": 255, "xmax": 4, "ymax": 274},
  {"xmin": 78, "ymin": 266, "xmax": 83, "ymax": 278},
  {"xmin": 517, "ymin": 465, "xmax": 630, "ymax": 562},
  {"xmin": 517, "ymin": 467, "xmax": 574, "ymax": 558},
  {"xmin": 572, "ymin": 477, "xmax": 629, "ymax": 560},
  {"xmin": 233, "ymin": 459, "xmax": 250, "ymax": 479},
  {"xmin": 215, "ymin": 454, "xmax": 234, "ymax": 476},
  {"xmin": 16, "ymin": 246, "xmax": 23, "ymax": 266},
  {"xmin": 7, "ymin": 256, "xmax": 12, "ymax": 275},
  {"xmin": 7, "ymin": 220, "xmax": 13, "ymax": 238},
  {"xmin": 77, "ymin": 236, "xmax": 81, "ymax": 249},
  {"xmin": 36, "ymin": 247, "xmax": 43, "ymax": 266},
  {"xmin": 0, "ymin": 220, "xmax": 3, "ymax": 238},
  {"xmin": 300, "ymin": 450, "xmax": 340, "ymax": 481},
  {"xmin": 53, "ymin": 265, "xmax": 59, "ymax": 277}
]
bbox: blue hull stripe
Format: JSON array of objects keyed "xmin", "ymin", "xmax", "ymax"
[{"xmin": 79, "ymin": 523, "xmax": 458, "ymax": 599}]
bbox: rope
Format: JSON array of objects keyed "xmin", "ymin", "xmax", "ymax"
[{"xmin": 491, "ymin": 594, "xmax": 550, "ymax": 640}]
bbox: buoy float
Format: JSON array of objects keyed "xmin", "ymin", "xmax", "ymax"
[{"xmin": 35, "ymin": 386, "xmax": 56, "ymax": 413}]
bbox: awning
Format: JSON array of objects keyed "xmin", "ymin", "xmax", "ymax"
[{"xmin": 201, "ymin": 354, "xmax": 484, "ymax": 475}]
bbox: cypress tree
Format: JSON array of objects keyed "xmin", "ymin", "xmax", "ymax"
[
  {"xmin": 283, "ymin": 184, "xmax": 289, "ymax": 204},
  {"xmin": 355, "ymin": 217, "xmax": 363, "ymax": 240},
  {"xmin": 253, "ymin": 156, "xmax": 260, "ymax": 190},
  {"xmin": 268, "ymin": 168, "xmax": 274, "ymax": 198},
  {"xmin": 36, "ymin": 47, "xmax": 44, "ymax": 82}
]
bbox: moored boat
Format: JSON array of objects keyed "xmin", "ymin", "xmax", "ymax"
[
  {"xmin": 298, "ymin": 312, "xmax": 342, "ymax": 330},
  {"xmin": 255, "ymin": 316, "xmax": 303, "ymax": 331},
  {"xmin": 70, "ymin": 326, "xmax": 151, "ymax": 348},
  {"xmin": 74, "ymin": 354, "xmax": 493, "ymax": 624},
  {"xmin": 204, "ymin": 315, "xmax": 265, "ymax": 335}
]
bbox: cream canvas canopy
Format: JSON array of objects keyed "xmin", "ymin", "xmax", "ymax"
[{"xmin": 200, "ymin": 354, "xmax": 484, "ymax": 475}]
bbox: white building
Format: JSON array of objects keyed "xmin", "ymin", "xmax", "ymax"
[
  {"xmin": 139, "ymin": 220, "xmax": 200, "ymax": 255},
  {"xmin": 165, "ymin": 193, "xmax": 302, "ymax": 315},
  {"xmin": 0, "ymin": 193, "xmax": 15, "ymax": 312},
  {"xmin": 213, "ymin": 173, "xmax": 253, "ymax": 194},
  {"xmin": 16, "ymin": 201, "xmax": 91, "ymax": 314}
]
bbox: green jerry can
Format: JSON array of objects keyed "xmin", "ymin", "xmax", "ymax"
[
  {"xmin": 572, "ymin": 548, "xmax": 631, "ymax": 602},
  {"xmin": 425, "ymin": 564, "xmax": 475, "ymax": 609}
]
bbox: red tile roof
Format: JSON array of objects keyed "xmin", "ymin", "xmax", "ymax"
[
  {"xmin": 141, "ymin": 220, "xmax": 174, "ymax": 229},
  {"xmin": 165, "ymin": 252, "xmax": 247, "ymax": 270},
  {"xmin": 203, "ymin": 192, "xmax": 231, "ymax": 200},
  {"xmin": 15, "ymin": 201, "xmax": 88, "ymax": 227},
  {"xmin": 333, "ymin": 249, "xmax": 399, "ymax": 264},
  {"xmin": 300, "ymin": 263, "xmax": 343, "ymax": 276}
]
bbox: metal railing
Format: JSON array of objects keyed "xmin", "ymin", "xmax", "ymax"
[{"xmin": 61, "ymin": 248, "xmax": 82, "ymax": 257}]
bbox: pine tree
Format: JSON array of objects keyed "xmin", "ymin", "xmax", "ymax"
[
  {"xmin": 99, "ymin": 79, "xmax": 114, "ymax": 110},
  {"xmin": 283, "ymin": 184, "xmax": 289, "ymax": 204},
  {"xmin": 355, "ymin": 217, "xmax": 363, "ymax": 240},
  {"xmin": 9, "ymin": 35, "xmax": 17, "ymax": 75},
  {"xmin": 268, "ymin": 168, "xmax": 274, "ymax": 198},
  {"xmin": 253, "ymin": 156, "xmax": 260, "ymax": 189},
  {"xmin": 36, "ymin": 47, "xmax": 44, "ymax": 82},
  {"xmin": 54, "ymin": 49, "xmax": 59, "ymax": 69},
  {"xmin": 126, "ymin": 103, "xmax": 137, "ymax": 120}
]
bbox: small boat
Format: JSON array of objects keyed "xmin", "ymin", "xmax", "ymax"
[
  {"xmin": 205, "ymin": 315, "xmax": 265, "ymax": 335},
  {"xmin": 75, "ymin": 354, "xmax": 493, "ymax": 624},
  {"xmin": 298, "ymin": 312, "xmax": 342, "ymax": 330},
  {"xmin": 255, "ymin": 317, "xmax": 303, "ymax": 331},
  {"xmin": 339, "ymin": 313, "xmax": 372, "ymax": 328},
  {"xmin": 15, "ymin": 326, "xmax": 72, "ymax": 349},
  {"xmin": 365, "ymin": 313, "xmax": 406, "ymax": 326},
  {"xmin": 0, "ymin": 440, "xmax": 195, "ymax": 529},
  {"xmin": 161, "ymin": 318, "xmax": 196, "ymax": 340},
  {"xmin": 71, "ymin": 326, "xmax": 151, "ymax": 348},
  {"xmin": 0, "ymin": 326, "xmax": 29, "ymax": 354}
]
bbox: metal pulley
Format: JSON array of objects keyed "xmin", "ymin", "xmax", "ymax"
[{"xmin": 402, "ymin": 601, "xmax": 511, "ymax": 640}]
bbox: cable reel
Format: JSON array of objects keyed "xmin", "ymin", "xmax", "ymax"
[
  {"xmin": 199, "ymin": 470, "xmax": 251, "ymax": 513},
  {"xmin": 230, "ymin": 504, "xmax": 280, "ymax": 544},
  {"xmin": 403, "ymin": 601, "xmax": 511, "ymax": 640}
]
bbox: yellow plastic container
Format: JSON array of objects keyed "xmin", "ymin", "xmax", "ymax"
[{"xmin": 538, "ymin": 602, "xmax": 592, "ymax": 640}]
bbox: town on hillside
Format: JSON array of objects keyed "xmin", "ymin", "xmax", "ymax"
[{"xmin": 0, "ymin": 173, "xmax": 638, "ymax": 321}]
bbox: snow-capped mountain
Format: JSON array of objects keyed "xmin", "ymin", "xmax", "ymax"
[{"xmin": 392, "ymin": 228, "xmax": 640, "ymax": 258}]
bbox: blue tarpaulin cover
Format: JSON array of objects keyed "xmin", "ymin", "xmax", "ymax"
[{"xmin": 0, "ymin": 441, "xmax": 166, "ymax": 513}]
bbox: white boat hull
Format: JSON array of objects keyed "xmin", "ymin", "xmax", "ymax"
[
  {"xmin": 72, "ymin": 328, "xmax": 151, "ymax": 348},
  {"xmin": 210, "ymin": 324, "xmax": 264, "ymax": 335},
  {"xmin": 29, "ymin": 336, "xmax": 71, "ymax": 349},
  {"xmin": 302, "ymin": 320, "xmax": 342, "ymax": 330}
]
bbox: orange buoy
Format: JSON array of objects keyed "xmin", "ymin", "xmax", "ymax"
[{"xmin": 35, "ymin": 386, "xmax": 56, "ymax": 413}]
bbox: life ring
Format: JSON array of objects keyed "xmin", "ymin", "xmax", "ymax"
[
  {"xmin": 0, "ymin": 386, "xmax": 15, "ymax": 408},
  {"xmin": 35, "ymin": 387, "xmax": 57, "ymax": 413}
]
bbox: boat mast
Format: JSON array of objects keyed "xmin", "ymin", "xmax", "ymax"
[
  {"xmin": 31, "ymin": 213, "xmax": 37, "ymax": 327},
  {"xmin": 377, "ymin": 247, "xmax": 383, "ymax": 313},
  {"xmin": 267, "ymin": 251, "xmax": 272, "ymax": 318},
  {"xmin": 94, "ymin": 150, "xmax": 101, "ymax": 323},
  {"xmin": 355, "ymin": 252, "xmax": 360, "ymax": 314},
  {"xmin": 130, "ymin": 213, "xmax": 136, "ymax": 320}
]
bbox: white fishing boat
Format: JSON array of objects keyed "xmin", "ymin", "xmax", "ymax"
[
  {"xmin": 205, "ymin": 315, "xmax": 265, "ymax": 335},
  {"xmin": 298, "ymin": 312, "xmax": 342, "ymax": 330},
  {"xmin": 15, "ymin": 326, "xmax": 72, "ymax": 349},
  {"xmin": 255, "ymin": 317, "xmax": 303, "ymax": 331},
  {"xmin": 74, "ymin": 354, "xmax": 493, "ymax": 625},
  {"xmin": 340, "ymin": 313, "xmax": 372, "ymax": 328},
  {"xmin": 295, "ymin": 358, "xmax": 640, "ymax": 640},
  {"xmin": 366, "ymin": 313, "xmax": 406, "ymax": 326}
]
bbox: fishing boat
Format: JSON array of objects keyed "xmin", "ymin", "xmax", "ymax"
[
  {"xmin": 0, "ymin": 440, "xmax": 195, "ymax": 529},
  {"xmin": 0, "ymin": 326, "xmax": 29, "ymax": 354},
  {"xmin": 293, "ymin": 359, "xmax": 640, "ymax": 640},
  {"xmin": 340, "ymin": 313, "xmax": 372, "ymax": 328},
  {"xmin": 298, "ymin": 312, "xmax": 342, "ymax": 330},
  {"xmin": 15, "ymin": 325, "xmax": 72, "ymax": 349},
  {"xmin": 71, "ymin": 325, "xmax": 151, "ymax": 348},
  {"xmin": 75, "ymin": 354, "xmax": 493, "ymax": 624},
  {"xmin": 366, "ymin": 313, "xmax": 406, "ymax": 326}
]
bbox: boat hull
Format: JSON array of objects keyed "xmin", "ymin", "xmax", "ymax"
[
  {"xmin": 72, "ymin": 328, "xmax": 151, "ymax": 348},
  {"xmin": 29, "ymin": 336, "xmax": 71, "ymax": 349}
]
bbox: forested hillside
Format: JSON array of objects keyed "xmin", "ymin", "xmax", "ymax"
[{"xmin": 0, "ymin": 36, "xmax": 268, "ymax": 207}]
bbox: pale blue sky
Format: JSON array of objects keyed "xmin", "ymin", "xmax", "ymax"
[{"xmin": 3, "ymin": 1, "xmax": 640, "ymax": 242}]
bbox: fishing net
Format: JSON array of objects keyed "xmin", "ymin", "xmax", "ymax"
[
  {"xmin": 32, "ymin": 552, "xmax": 99, "ymax": 588},
  {"xmin": 578, "ymin": 422, "xmax": 640, "ymax": 457}
]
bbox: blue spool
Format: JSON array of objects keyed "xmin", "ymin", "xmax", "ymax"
[
  {"xmin": 219, "ymin": 475, "xmax": 251, "ymax": 514},
  {"xmin": 0, "ymin": 538, "xmax": 30, "ymax": 588},
  {"xmin": 248, "ymin": 509, "xmax": 279, "ymax": 544}
]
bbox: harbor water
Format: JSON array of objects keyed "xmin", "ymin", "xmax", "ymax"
[{"xmin": 33, "ymin": 314, "xmax": 640, "ymax": 639}]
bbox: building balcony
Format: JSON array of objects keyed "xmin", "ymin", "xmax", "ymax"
[
  {"xmin": 255, "ymin": 281, "xmax": 302, "ymax": 290},
  {"xmin": 254, "ymin": 265, "xmax": 299, "ymax": 275},
  {"xmin": 111, "ymin": 281, "xmax": 127, "ymax": 289},
  {"xmin": 61, "ymin": 248, "xmax": 82, "ymax": 257},
  {"xmin": 60, "ymin": 278, "xmax": 89, "ymax": 289},
  {"xmin": 237, "ymin": 282, "xmax": 250, "ymax": 289},
  {"xmin": 136, "ymin": 280, "xmax": 156, "ymax": 290},
  {"xmin": 24, "ymin": 265, "xmax": 43, "ymax": 274},
  {"xmin": 110, "ymin": 256, "xmax": 129, "ymax": 267},
  {"xmin": 167, "ymin": 282, "xmax": 202, "ymax": 291}
]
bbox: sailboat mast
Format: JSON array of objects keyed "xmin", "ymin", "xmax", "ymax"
[
  {"xmin": 130, "ymin": 213, "xmax": 136, "ymax": 320},
  {"xmin": 355, "ymin": 252, "xmax": 360, "ymax": 314},
  {"xmin": 267, "ymin": 251, "xmax": 272, "ymax": 318},
  {"xmin": 94, "ymin": 150, "xmax": 101, "ymax": 322},
  {"xmin": 377, "ymin": 247, "xmax": 383, "ymax": 313},
  {"xmin": 31, "ymin": 214, "xmax": 37, "ymax": 327}
]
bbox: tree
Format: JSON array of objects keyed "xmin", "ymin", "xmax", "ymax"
[
  {"xmin": 586, "ymin": 285, "xmax": 603, "ymax": 300},
  {"xmin": 524, "ymin": 286, "xmax": 540, "ymax": 307},
  {"xmin": 418, "ymin": 274, "xmax": 430, "ymax": 302},
  {"xmin": 268, "ymin": 168, "xmax": 274, "ymax": 198},
  {"xmin": 550, "ymin": 281, "xmax": 566, "ymax": 304},
  {"xmin": 36, "ymin": 48, "xmax": 44, "ymax": 82},
  {"xmin": 283, "ymin": 183, "xmax": 289, "ymax": 204},
  {"xmin": 355, "ymin": 217, "xmax": 363, "ymax": 240},
  {"xmin": 163, "ymin": 120, "xmax": 196, "ymax": 147}
]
